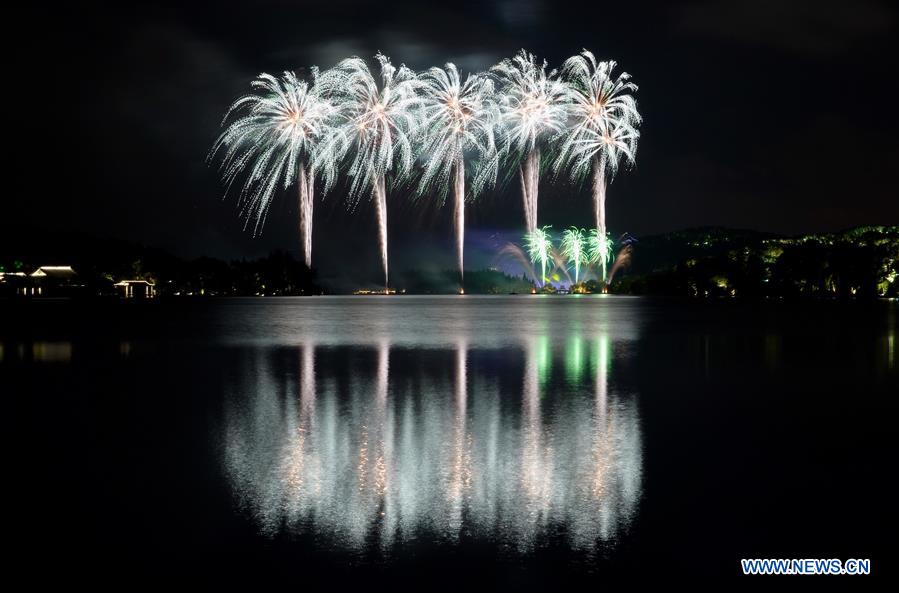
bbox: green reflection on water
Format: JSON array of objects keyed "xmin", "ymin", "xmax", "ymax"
[
  {"xmin": 536, "ymin": 334, "xmax": 551, "ymax": 386},
  {"xmin": 565, "ymin": 334, "xmax": 585, "ymax": 384},
  {"xmin": 593, "ymin": 333, "xmax": 611, "ymax": 375},
  {"xmin": 889, "ymin": 331, "xmax": 895, "ymax": 371}
]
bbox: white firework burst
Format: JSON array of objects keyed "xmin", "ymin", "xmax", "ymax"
[
  {"xmin": 492, "ymin": 50, "xmax": 569, "ymax": 234},
  {"xmin": 209, "ymin": 69, "xmax": 341, "ymax": 268},
  {"xmin": 554, "ymin": 50, "xmax": 640, "ymax": 282},
  {"xmin": 315, "ymin": 53, "xmax": 423, "ymax": 289},
  {"xmin": 209, "ymin": 67, "xmax": 340, "ymax": 266},
  {"xmin": 417, "ymin": 63, "xmax": 500, "ymax": 286}
]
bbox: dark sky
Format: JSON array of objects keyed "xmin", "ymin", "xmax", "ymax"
[{"xmin": 9, "ymin": 0, "xmax": 899, "ymax": 275}]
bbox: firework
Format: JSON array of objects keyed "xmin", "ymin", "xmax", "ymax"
[
  {"xmin": 315, "ymin": 54, "xmax": 423, "ymax": 290},
  {"xmin": 550, "ymin": 246, "xmax": 573, "ymax": 286},
  {"xmin": 492, "ymin": 50, "xmax": 569, "ymax": 234},
  {"xmin": 554, "ymin": 50, "xmax": 640, "ymax": 282},
  {"xmin": 211, "ymin": 50, "xmax": 643, "ymax": 290},
  {"xmin": 525, "ymin": 226, "xmax": 554, "ymax": 286},
  {"xmin": 588, "ymin": 229, "xmax": 614, "ymax": 283},
  {"xmin": 496, "ymin": 242, "xmax": 538, "ymax": 285},
  {"xmin": 607, "ymin": 243, "xmax": 633, "ymax": 286},
  {"xmin": 561, "ymin": 227, "xmax": 589, "ymax": 285},
  {"xmin": 418, "ymin": 64, "xmax": 500, "ymax": 288},
  {"xmin": 209, "ymin": 70, "xmax": 341, "ymax": 268}
]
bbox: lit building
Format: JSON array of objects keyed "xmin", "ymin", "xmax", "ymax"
[
  {"xmin": 0, "ymin": 271, "xmax": 28, "ymax": 296},
  {"xmin": 114, "ymin": 279, "xmax": 157, "ymax": 298},
  {"xmin": 26, "ymin": 266, "xmax": 80, "ymax": 296}
]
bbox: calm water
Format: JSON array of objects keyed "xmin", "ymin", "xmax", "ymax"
[{"xmin": 4, "ymin": 297, "xmax": 896, "ymax": 588}]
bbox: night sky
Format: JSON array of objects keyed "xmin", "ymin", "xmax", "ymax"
[{"xmin": 10, "ymin": 0, "xmax": 899, "ymax": 277}]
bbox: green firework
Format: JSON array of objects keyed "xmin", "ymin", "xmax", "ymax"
[
  {"xmin": 588, "ymin": 229, "xmax": 614, "ymax": 283},
  {"xmin": 561, "ymin": 227, "xmax": 589, "ymax": 285},
  {"xmin": 525, "ymin": 226, "xmax": 554, "ymax": 286}
]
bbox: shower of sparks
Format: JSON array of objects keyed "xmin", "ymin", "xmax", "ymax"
[
  {"xmin": 525, "ymin": 226, "xmax": 554, "ymax": 286},
  {"xmin": 560, "ymin": 227, "xmax": 589, "ymax": 285},
  {"xmin": 211, "ymin": 50, "xmax": 644, "ymax": 288},
  {"xmin": 553, "ymin": 50, "xmax": 640, "ymax": 282},
  {"xmin": 315, "ymin": 54, "xmax": 424, "ymax": 290},
  {"xmin": 418, "ymin": 63, "xmax": 500, "ymax": 288},
  {"xmin": 209, "ymin": 70, "xmax": 341, "ymax": 268},
  {"xmin": 492, "ymin": 50, "xmax": 569, "ymax": 234},
  {"xmin": 588, "ymin": 229, "xmax": 614, "ymax": 283}
]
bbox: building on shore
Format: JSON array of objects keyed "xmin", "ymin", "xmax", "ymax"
[
  {"xmin": 24, "ymin": 266, "xmax": 82, "ymax": 296},
  {"xmin": 0, "ymin": 271, "xmax": 28, "ymax": 296},
  {"xmin": 114, "ymin": 279, "xmax": 156, "ymax": 298},
  {"xmin": 0, "ymin": 266, "xmax": 89, "ymax": 297}
]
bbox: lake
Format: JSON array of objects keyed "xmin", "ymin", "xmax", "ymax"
[{"xmin": 3, "ymin": 296, "xmax": 895, "ymax": 588}]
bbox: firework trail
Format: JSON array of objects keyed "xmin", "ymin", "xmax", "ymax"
[
  {"xmin": 492, "ymin": 50, "xmax": 568, "ymax": 234},
  {"xmin": 454, "ymin": 165, "xmax": 464, "ymax": 285},
  {"xmin": 607, "ymin": 243, "xmax": 633, "ymax": 286},
  {"xmin": 209, "ymin": 70, "xmax": 341, "ymax": 268},
  {"xmin": 550, "ymin": 247, "xmax": 573, "ymax": 286},
  {"xmin": 525, "ymin": 226, "xmax": 554, "ymax": 286},
  {"xmin": 560, "ymin": 227, "xmax": 588, "ymax": 285},
  {"xmin": 418, "ymin": 64, "xmax": 499, "ymax": 288},
  {"xmin": 496, "ymin": 243, "xmax": 538, "ymax": 285},
  {"xmin": 553, "ymin": 51, "xmax": 640, "ymax": 282},
  {"xmin": 316, "ymin": 54, "xmax": 423, "ymax": 290}
]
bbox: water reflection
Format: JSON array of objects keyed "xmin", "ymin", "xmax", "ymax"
[
  {"xmin": 32, "ymin": 341, "xmax": 72, "ymax": 363},
  {"xmin": 0, "ymin": 340, "xmax": 74, "ymax": 363},
  {"xmin": 223, "ymin": 311, "xmax": 642, "ymax": 553},
  {"xmin": 888, "ymin": 305, "xmax": 896, "ymax": 371}
]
